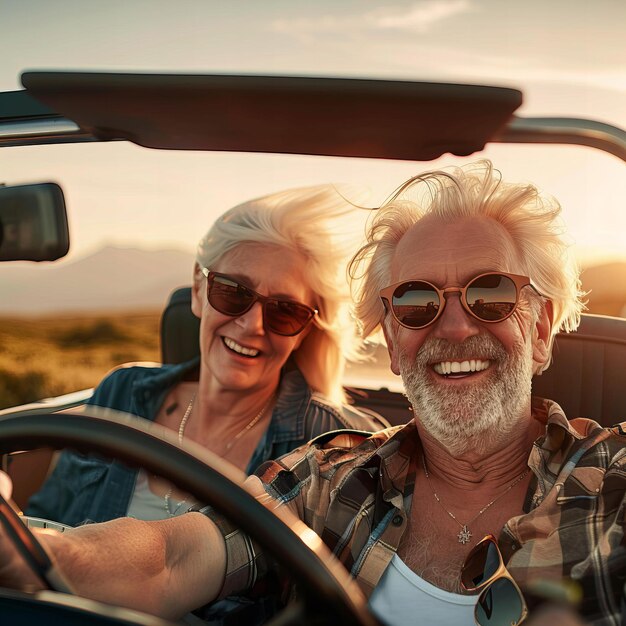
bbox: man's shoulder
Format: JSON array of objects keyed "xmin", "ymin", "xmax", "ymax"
[
  {"xmin": 264, "ymin": 424, "xmax": 402, "ymax": 476},
  {"xmin": 309, "ymin": 427, "xmax": 395, "ymax": 450},
  {"xmin": 255, "ymin": 425, "xmax": 403, "ymax": 504},
  {"xmin": 572, "ymin": 417, "xmax": 626, "ymax": 442},
  {"xmin": 535, "ymin": 397, "xmax": 626, "ymax": 437},
  {"xmin": 602, "ymin": 421, "xmax": 626, "ymax": 464},
  {"xmin": 308, "ymin": 392, "xmax": 390, "ymax": 432},
  {"xmin": 606, "ymin": 421, "xmax": 626, "ymax": 438}
]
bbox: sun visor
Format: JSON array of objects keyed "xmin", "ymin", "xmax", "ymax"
[{"xmin": 21, "ymin": 72, "xmax": 522, "ymax": 161}]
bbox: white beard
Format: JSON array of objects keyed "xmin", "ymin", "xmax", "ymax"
[{"xmin": 399, "ymin": 333, "xmax": 534, "ymax": 456}]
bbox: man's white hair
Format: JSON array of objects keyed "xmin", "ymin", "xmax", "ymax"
[{"xmin": 349, "ymin": 160, "xmax": 585, "ymax": 373}]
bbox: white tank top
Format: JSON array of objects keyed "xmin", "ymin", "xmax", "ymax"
[
  {"xmin": 369, "ymin": 554, "xmax": 477, "ymax": 626},
  {"xmin": 126, "ymin": 469, "xmax": 191, "ymax": 521}
]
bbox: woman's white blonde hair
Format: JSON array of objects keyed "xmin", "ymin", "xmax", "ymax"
[
  {"xmin": 196, "ymin": 185, "xmax": 363, "ymax": 404},
  {"xmin": 349, "ymin": 160, "xmax": 585, "ymax": 370}
]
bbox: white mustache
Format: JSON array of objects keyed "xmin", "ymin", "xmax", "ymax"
[{"xmin": 412, "ymin": 334, "xmax": 508, "ymax": 367}]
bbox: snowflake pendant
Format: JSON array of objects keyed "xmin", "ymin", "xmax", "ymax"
[{"xmin": 457, "ymin": 525, "xmax": 472, "ymax": 544}]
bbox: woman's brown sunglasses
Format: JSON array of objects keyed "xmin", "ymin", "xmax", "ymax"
[{"xmin": 201, "ymin": 267, "xmax": 317, "ymax": 337}]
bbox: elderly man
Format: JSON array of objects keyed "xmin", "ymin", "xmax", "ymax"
[{"xmin": 0, "ymin": 161, "xmax": 623, "ymax": 625}]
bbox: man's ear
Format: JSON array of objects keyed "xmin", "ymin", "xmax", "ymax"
[
  {"xmin": 532, "ymin": 299, "xmax": 554, "ymax": 375},
  {"xmin": 381, "ymin": 319, "xmax": 401, "ymax": 376},
  {"xmin": 190, "ymin": 263, "xmax": 204, "ymax": 319}
]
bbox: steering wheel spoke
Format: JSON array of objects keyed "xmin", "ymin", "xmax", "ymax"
[{"xmin": 0, "ymin": 491, "xmax": 67, "ymax": 592}]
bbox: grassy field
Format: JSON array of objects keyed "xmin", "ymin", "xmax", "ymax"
[
  {"xmin": 1, "ymin": 296, "xmax": 623, "ymax": 411},
  {"xmin": 0, "ymin": 311, "xmax": 161, "ymax": 409}
]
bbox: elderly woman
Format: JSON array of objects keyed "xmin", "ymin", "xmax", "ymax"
[{"xmin": 26, "ymin": 185, "xmax": 385, "ymax": 526}]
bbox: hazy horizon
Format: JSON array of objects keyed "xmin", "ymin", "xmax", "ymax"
[{"xmin": 1, "ymin": 244, "xmax": 624, "ymax": 319}]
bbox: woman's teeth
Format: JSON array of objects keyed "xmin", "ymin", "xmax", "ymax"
[
  {"xmin": 223, "ymin": 337, "xmax": 259, "ymax": 357},
  {"xmin": 432, "ymin": 359, "xmax": 490, "ymax": 376}
]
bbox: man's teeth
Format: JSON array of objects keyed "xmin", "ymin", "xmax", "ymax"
[
  {"xmin": 224, "ymin": 337, "xmax": 259, "ymax": 357},
  {"xmin": 432, "ymin": 359, "xmax": 490, "ymax": 375}
]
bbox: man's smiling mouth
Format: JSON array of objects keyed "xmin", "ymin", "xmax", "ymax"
[
  {"xmin": 223, "ymin": 337, "xmax": 260, "ymax": 358},
  {"xmin": 432, "ymin": 359, "xmax": 491, "ymax": 377}
]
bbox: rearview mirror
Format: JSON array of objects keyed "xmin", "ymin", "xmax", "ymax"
[{"xmin": 0, "ymin": 183, "xmax": 69, "ymax": 262}]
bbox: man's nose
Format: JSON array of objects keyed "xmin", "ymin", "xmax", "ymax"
[
  {"xmin": 430, "ymin": 293, "xmax": 480, "ymax": 343},
  {"xmin": 237, "ymin": 301, "xmax": 266, "ymax": 334}
]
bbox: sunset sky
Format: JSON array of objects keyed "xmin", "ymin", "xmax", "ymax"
[{"xmin": 1, "ymin": 0, "xmax": 625, "ymax": 265}]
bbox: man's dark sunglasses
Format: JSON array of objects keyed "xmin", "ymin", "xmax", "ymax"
[
  {"xmin": 379, "ymin": 271, "xmax": 541, "ymax": 330},
  {"xmin": 462, "ymin": 535, "xmax": 528, "ymax": 626},
  {"xmin": 201, "ymin": 267, "xmax": 317, "ymax": 337}
]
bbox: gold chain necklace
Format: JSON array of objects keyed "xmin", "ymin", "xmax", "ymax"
[
  {"xmin": 421, "ymin": 454, "xmax": 530, "ymax": 545},
  {"xmin": 164, "ymin": 393, "xmax": 274, "ymax": 516},
  {"xmin": 164, "ymin": 393, "xmax": 196, "ymax": 517},
  {"xmin": 224, "ymin": 395, "xmax": 274, "ymax": 451}
]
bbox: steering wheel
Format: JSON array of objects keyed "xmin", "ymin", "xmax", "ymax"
[{"xmin": 0, "ymin": 408, "xmax": 378, "ymax": 626}]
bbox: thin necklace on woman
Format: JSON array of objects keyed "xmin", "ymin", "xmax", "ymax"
[
  {"xmin": 164, "ymin": 393, "xmax": 275, "ymax": 516},
  {"xmin": 163, "ymin": 393, "xmax": 196, "ymax": 517}
]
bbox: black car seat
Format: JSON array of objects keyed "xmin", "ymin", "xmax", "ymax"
[
  {"xmin": 161, "ymin": 287, "xmax": 201, "ymax": 365},
  {"xmin": 160, "ymin": 287, "xmax": 626, "ymax": 427},
  {"xmin": 532, "ymin": 313, "xmax": 626, "ymax": 426}
]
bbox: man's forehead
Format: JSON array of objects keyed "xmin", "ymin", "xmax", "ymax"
[{"xmin": 390, "ymin": 216, "xmax": 521, "ymax": 282}]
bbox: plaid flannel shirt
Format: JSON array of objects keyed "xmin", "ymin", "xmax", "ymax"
[{"xmin": 204, "ymin": 398, "xmax": 626, "ymax": 625}]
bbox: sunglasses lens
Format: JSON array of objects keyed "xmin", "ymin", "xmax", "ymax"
[
  {"xmin": 462, "ymin": 539, "xmax": 502, "ymax": 590},
  {"xmin": 208, "ymin": 273, "xmax": 314, "ymax": 336},
  {"xmin": 475, "ymin": 577, "xmax": 525, "ymax": 626},
  {"xmin": 391, "ymin": 281, "xmax": 440, "ymax": 328},
  {"xmin": 466, "ymin": 274, "xmax": 517, "ymax": 322},
  {"xmin": 208, "ymin": 275, "xmax": 254, "ymax": 315},
  {"xmin": 265, "ymin": 300, "xmax": 314, "ymax": 336}
]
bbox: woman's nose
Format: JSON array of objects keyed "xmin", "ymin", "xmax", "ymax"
[{"xmin": 237, "ymin": 301, "xmax": 265, "ymax": 334}]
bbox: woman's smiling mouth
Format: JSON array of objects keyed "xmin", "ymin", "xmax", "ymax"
[{"xmin": 223, "ymin": 337, "xmax": 261, "ymax": 358}]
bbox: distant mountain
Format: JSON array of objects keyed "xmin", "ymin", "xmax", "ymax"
[
  {"xmin": 1, "ymin": 248, "xmax": 624, "ymax": 317},
  {"xmin": 0, "ymin": 246, "xmax": 196, "ymax": 314}
]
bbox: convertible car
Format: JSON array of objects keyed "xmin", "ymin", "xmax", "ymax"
[{"xmin": 0, "ymin": 72, "xmax": 625, "ymax": 625}]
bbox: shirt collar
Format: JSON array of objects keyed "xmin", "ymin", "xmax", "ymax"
[
  {"xmin": 367, "ymin": 397, "xmax": 600, "ymax": 511},
  {"xmin": 266, "ymin": 367, "xmax": 310, "ymax": 442},
  {"xmin": 529, "ymin": 396, "xmax": 609, "ymax": 496},
  {"xmin": 362, "ymin": 421, "xmax": 420, "ymax": 509},
  {"xmin": 129, "ymin": 358, "xmax": 309, "ymax": 442}
]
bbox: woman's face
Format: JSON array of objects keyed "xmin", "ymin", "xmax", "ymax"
[{"xmin": 191, "ymin": 243, "xmax": 315, "ymax": 394}]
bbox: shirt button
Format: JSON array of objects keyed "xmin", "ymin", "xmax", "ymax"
[{"xmin": 392, "ymin": 515, "xmax": 403, "ymax": 526}]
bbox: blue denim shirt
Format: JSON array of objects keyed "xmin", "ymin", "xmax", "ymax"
[{"xmin": 26, "ymin": 358, "xmax": 384, "ymax": 526}]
